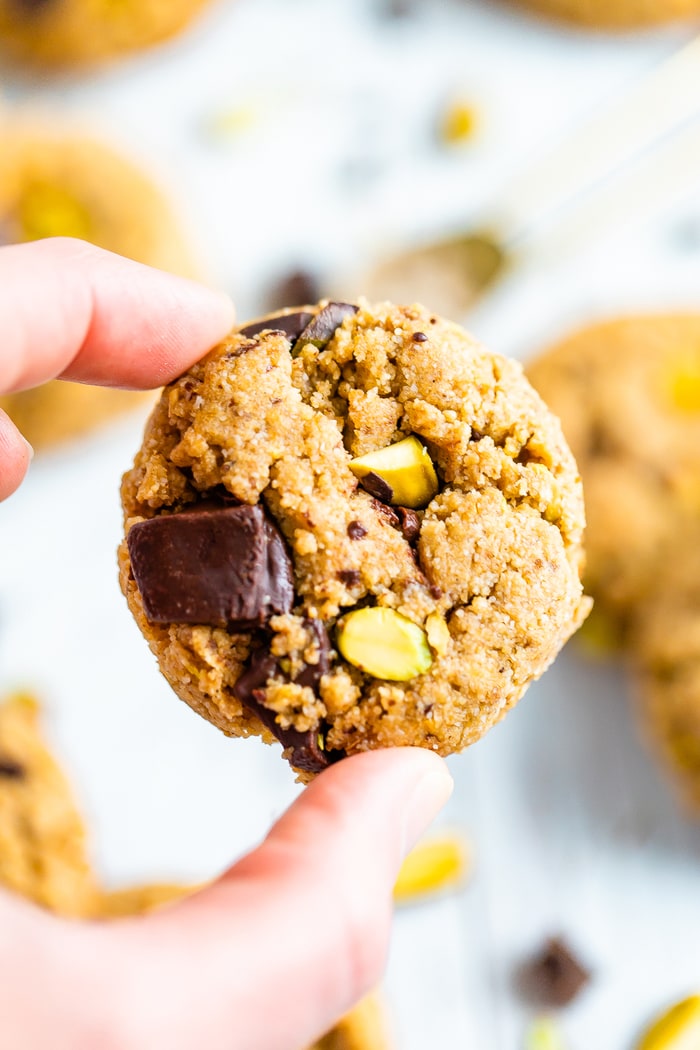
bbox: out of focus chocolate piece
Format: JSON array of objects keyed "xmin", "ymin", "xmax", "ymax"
[
  {"xmin": 518, "ymin": 937, "xmax": 590, "ymax": 1007},
  {"xmin": 127, "ymin": 505, "xmax": 294, "ymax": 629},
  {"xmin": 266, "ymin": 270, "xmax": 321, "ymax": 312},
  {"xmin": 296, "ymin": 302, "xmax": 358, "ymax": 351},
  {"xmin": 238, "ymin": 311, "xmax": 314, "ymax": 343},
  {"xmin": 0, "ymin": 757, "xmax": 25, "ymax": 779}
]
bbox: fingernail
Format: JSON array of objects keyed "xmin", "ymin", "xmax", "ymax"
[
  {"xmin": 22, "ymin": 436, "xmax": 34, "ymax": 463},
  {"xmin": 402, "ymin": 765, "xmax": 453, "ymax": 858}
]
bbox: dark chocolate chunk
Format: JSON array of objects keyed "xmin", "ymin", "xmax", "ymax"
[
  {"xmin": 371, "ymin": 499, "xmax": 401, "ymax": 529},
  {"xmin": 396, "ymin": 507, "xmax": 421, "ymax": 543},
  {"xmin": 347, "ymin": 520, "xmax": 367, "ymax": 540},
  {"xmin": 337, "ymin": 569, "xmax": 361, "ymax": 587},
  {"xmin": 517, "ymin": 937, "xmax": 590, "ymax": 1008},
  {"xmin": 295, "ymin": 619, "xmax": 332, "ymax": 693},
  {"xmin": 359, "ymin": 471, "xmax": 394, "ymax": 504},
  {"xmin": 0, "ymin": 757, "xmax": 25, "ymax": 779},
  {"xmin": 296, "ymin": 302, "xmax": 358, "ymax": 351},
  {"xmin": 371, "ymin": 499, "xmax": 420, "ymax": 544},
  {"xmin": 237, "ymin": 311, "xmax": 314, "ymax": 343},
  {"xmin": 266, "ymin": 270, "xmax": 320, "ymax": 311},
  {"xmin": 412, "ymin": 331, "xmax": 428, "ymax": 343},
  {"xmin": 127, "ymin": 505, "xmax": 294, "ymax": 629},
  {"xmin": 234, "ymin": 625, "xmax": 338, "ymax": 773}
]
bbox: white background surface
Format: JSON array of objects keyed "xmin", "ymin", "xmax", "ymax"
[{"xmin": 2, "ymin": 3, "xmax": 700, "ymax": 1048}]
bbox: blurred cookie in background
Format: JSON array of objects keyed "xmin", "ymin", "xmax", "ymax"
[
  {"xmin": 0, "ymin": 690, "xmax": 186, "ymax": 918},
  {"xmin": 527, "ymin": 315, "xmax": 700, "ymax": 647},
  {"xmin": 0, "ymin": 119, "xmax": 200, "ymax": 449},
  {"xmin": 0, "ymin": 0, "xmax": 216, "ymax": 69},
  {"xmin": 633, "ymin": 530, "xmax": 700, "ymax": 812},
  {"xmin": 511, "ymin": 0, "xmax": 700, "ymax": 27}
]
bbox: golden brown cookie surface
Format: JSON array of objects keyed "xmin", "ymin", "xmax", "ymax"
[
  {"xmin": 120, "ymin": 300, "xmax": 589, "ymax": 778},
  {"xmin": 0, "ymin": 122, "xmax": 197, "ymax": 449},
  {"xmin": 512, "ymin": 0, "xmax": 700, "ymax": 27},
  {"xmin": 0, "ymin": 0, "xmax": 214, "ymax": 68}
]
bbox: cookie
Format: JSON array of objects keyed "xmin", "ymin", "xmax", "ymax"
[
  {"xmin": 511, "ymin": 0, "xmax": 700, "ymax": 27},
  {"xmin": 0, "ymin": 690, "xmax": 96, "ymax": 917},
  {"xmin": 0, "ymin": 122, "xmax": 198, "ymax": 449},
  {"xmin": 0, "ymin": 0, "xmax": 213, "ymax": 68},
  {"xmin": 120, "ymin": 299, "xmax": 590, "ymax": 779},
  {"xmin": 632, "ymin": 530, "xmax": 700, "ymax": 811},
  {"xmin": 0, "ymin": 690, "xmax": 188, "ymax": 918},
  {"xmin": 312, "ymin": 993, "xmax": 392, "ymax": 1050},
  {"xmin": 527, "ymin": 315, "xmax": 700, "ymax": 644}
]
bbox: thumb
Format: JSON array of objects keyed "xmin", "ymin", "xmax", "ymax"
[{"xmin": 98, "ymin": 748, "xmax": 453, "ymax": 1050}]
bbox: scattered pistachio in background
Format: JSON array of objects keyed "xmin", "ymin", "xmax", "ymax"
[
  {"xmin": 525, "ymin": 1017, "xmax": 567, "ymax": 1050},
  {"xmin": 636, "ymin": 995, "xmax": 700, "ymax": 1050},
  {"xmin": 393, "ymin": 831, "xmax": 471, "ymax": 905},
  {"xmin": 439, "ymin": 98, "xmax": 478, "ymax": 147}
]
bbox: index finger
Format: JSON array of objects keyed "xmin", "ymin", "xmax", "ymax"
[{"xmin": 0, "ymin": 238, "xmax": 235, "ymax": 395}]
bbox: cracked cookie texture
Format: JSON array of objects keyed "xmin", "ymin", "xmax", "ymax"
[{"xmin": 120, "ymin": 300, "xmax": 590, "ymax": 778}]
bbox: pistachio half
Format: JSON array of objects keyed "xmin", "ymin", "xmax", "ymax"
[
  {"xmin": 349, "ymin": 435, "xmax": 439, "ymax": 509},
  {"xmin": 336, "ymin": 606, "xmax": 432, "ymax": 681}
]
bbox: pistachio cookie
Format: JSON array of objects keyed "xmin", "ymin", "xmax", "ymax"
[
  {"xmin": 632, "ymin": 531, "xmax": 700, "ymax": 811},
  {"xmin": 0, "ymin": 123, "xmax": 197, "ymax": 449},
  {"xmin": 527, "ymin": 315, "xmax": 700, "ymax": 645},
  {"xmin": 0, "ymin": 691, "xmax": 186, "ymax": 918},
  {"xmin": 0, "ymin": 0, "xmax": 214, "ymax": 68},
  {"xmin": 120, "ymin": 299, "xmax": 589, "ymax": 778},
  {"xmin": 512, "ymin": 0, "xmax": 700, "ymax": 27}
]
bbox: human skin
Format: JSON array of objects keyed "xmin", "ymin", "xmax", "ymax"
[{"xmin": 0, "ymin": 238, "xmax": 453, "ymax": 1050}]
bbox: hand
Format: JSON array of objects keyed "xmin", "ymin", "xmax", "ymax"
[{"xmin": 0, "ymin": 239, "xmax": 453, "ymax": 1050}]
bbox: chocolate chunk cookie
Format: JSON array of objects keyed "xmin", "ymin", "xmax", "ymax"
[
  {"xmin": 120, "ymin": 299, "xmax": 590, "ymax": 779},
  {"xmin": 0, "ymin": 120, "xmax": 198, "ymax": 449},
  {"xmin": 528, "ymin": 315, "xmax": 700, "ymax": 646},
  {"xmin": 0, "ymin": 0, "xmax": 214, "ymax": 67},
  {"xmin": 511, "ymin": 0, "xmax": 700, "ymax": 27}
]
